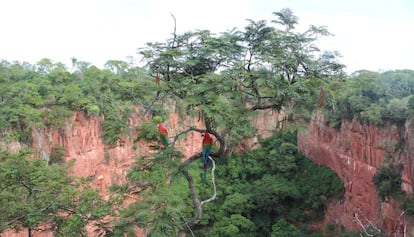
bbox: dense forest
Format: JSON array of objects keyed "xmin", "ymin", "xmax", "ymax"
[{"xmin": 1, "ymin": 8, "xmax": 414, "ymax": 237}]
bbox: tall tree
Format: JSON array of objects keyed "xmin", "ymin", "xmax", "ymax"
[{"xmin": 112, "ymin": 9, "xmax": 345, "ymax": 236}]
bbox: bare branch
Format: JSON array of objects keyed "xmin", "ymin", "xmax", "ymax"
[
  {"xmin": 142, "ymin": 91, "xmax": 161, "ymax": 118},
  {"xmin": 201, "ymin": 156, "xmax": 217, "ymax": 205},
  {"xmin": 354, "ymin": 213, "xmax": 374, "ymax": 237},
  {"xmin": 353, "ymin": 209, "xmax": 381, "ymax": 237},
  {"xmin": 170, "ymin": 13, "xmax": 177, "ymax": 49}
]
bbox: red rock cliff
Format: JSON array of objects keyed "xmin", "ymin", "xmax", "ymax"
[
  {"xmin": 298, "ymin": 112, "xmax": 414, "ymax": 236},
  {"xmin": 2, "ymin": 108, "xmax": 282, "ymax": 237}
]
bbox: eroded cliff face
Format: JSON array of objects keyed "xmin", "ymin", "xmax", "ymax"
[
  {"xmin": 2, "ymin": 108, "xmax": 283, "ymax": 237},
  {"xmin": 298, "ymin": 112, "xmax": 414, "ymax": 236},
  {"xmin": 4, "ymin": 107, "xmax": 414, "ymax": 236}
]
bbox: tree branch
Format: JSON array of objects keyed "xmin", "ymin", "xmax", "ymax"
[
  {"xmin": 250, "ymin": 103, "xmax": 282, "ymax": 111},
  {"xmin": 172, "ymin": 127, "xmax": 205, "ymax": 147},
  {"xmin": 170, "ymin": 13, "xmax": 177, "ymax": 49},
  {"xmin": 200, "ymin": 156, "xmax": 217, "ymax": 205},
  {"xmin": 179, "ymin": 155, "xmax": 216, "ymax": 228},
  {"xmin": 3, "ymin": 205, "xmax": 52, "ymax": 228},
  {"xmin": 142, "ymin": 91, "xmax": 161, "ymax": 118},
  {"xmin": 172, "ymin": 126, "xmax": 225, "ymax": 158},
  {"xmin": 353, "ymin": 209, "xmax": 381, "ymax": 237},
  {"xmin": 179, "ymin": 166, "xmax": 202, "ymax": 227},
  {"xmin": 172, "ymin": 126, "xmax": 221, "ymax": 231}
]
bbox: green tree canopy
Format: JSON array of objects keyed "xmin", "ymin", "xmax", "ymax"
[
  {"xmin": 107, "ymin": 9, "xmax": 346, "ymax": 236},
  {"xmin": 0, "ymin": 149, "xmax": 110, "ymax": 236},
  {"xmin": 324, "ymin": 69, "xmax": 414, "ymax": 127}
]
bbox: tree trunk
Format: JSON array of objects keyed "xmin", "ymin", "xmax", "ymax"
[{"xmin": 28, "ymin": 228, "xmax": 32, "ymax": 237}]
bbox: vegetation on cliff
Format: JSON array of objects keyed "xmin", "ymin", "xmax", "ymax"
[
  {"xmin": 1, "ymin": 7, "xmax": 413, "ymax": 237},
  {"xmin": 322, "ymin": 69, "xmax": 414, "ymax": 220},
  {"xmin": 323, "ymin": 69, "xmax": 414, "ymax": 128},
  {"xmin": 110, "ymin": 131, "xmax": 344, "ymax": 236}
]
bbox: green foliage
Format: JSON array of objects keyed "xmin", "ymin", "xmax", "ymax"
[
  {"xmin": 152, "ymin": 115, "xmax": 164, "ymax": 123},
  {"xmin": 371, "ymin": 158, "xmax": 414, "ymax": 218},
  {"xmin": 361, "ymin": 104, "xmax": 384, "ymax": 125},
  {"xmin": 113, "ymin": 131, "xmax": 342, "ymax": 236},
  {"xmin": 372, "ymin": 160, "xmax": 414, "ymax": 218},
  {"xmin": 0, "ymin": 149, "xmax": 110, "ymax": 235},
  {"xmin": 111, "ymin": 147, "xmax": 185, "ymax": 236},
  {"xmin": 386, "ymin": 97, "xmax": 409, "ymax": 124},
  {"xmin": 271, "ymin": 219, "xmax": 299, "ymax": 237},
  {"xmin": 147, "ymin": 103, "xmax": 170, "ymax": 120},
  {"xmin": 220, "ymin": 192, "xmax": 253, "ymax": 216},
  {"xmin": 102, "ymin": 117, "xmax": 127, "ymax": 145},
  {"xmin": 0, "ymin": 59, "xmax": 156, "ymax": 145},
  {"xmin": 192, "ymin": 131, "xmax": 343, "ymax": 236},
  {"xmin": 372, "ymin": 160, "xmax": 402, "ymax": 199},
  {"xmin": 57, "ymin": 84, "xmax": 83, "ymax": 109},
  {"xmin": 102, "ymin": 105, "xmax": 133, "ymax": 145},
  {"xmin": 139, "ymin": 9, "xmax": 345, "ymax": 137},
  {"xmin": 210, "ymin": 214, "xmax": 256, "ymax": 237},
  {"xmin": 42, "ymin": 106, "xmax": 72, "ymax": 128},
  {"xmin": 251, "ymin": 175, "xmax": 300, "ymax": 213},
  {"xmin": 298, "ymin": 158, "xmax": 344, "ymax": 211},
  {"xmin": 49, "ymin": 145, "xmax": 66, "ymax": 165},
  {"xmin": 0, "ymin": 8, "xmax": 385, "ymax": 237},
  {"xmin": 324, "ymin": 69, "xmax": 414, "ymax": 127},
  {"xmin": 0, "ymin": 8, "xmax": 346, "ymax": 148},
  {"xmin": 400, "ymin": 195, "xmax": 414, "ymax": 216},
  {"xmin": 2, "ymin": 131, "xmax": 20, "ymax": 142},
  {"xmin": 136, "ymin": 120, "xmax": 161, "ymax": 143}
]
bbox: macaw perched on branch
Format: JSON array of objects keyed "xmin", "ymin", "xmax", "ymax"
[
  {"xmin": 157, "ymin": 123, "xmax": 168, "ymax": 147},
  {"xmin": 202, "ymin": 132, "xmax": 213, "ymax": 181}
]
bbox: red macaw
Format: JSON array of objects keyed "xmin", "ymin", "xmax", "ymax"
[
  {"xmin": 157, "ymin": 123, "xmax": 168, "ymax": 147},
  {"xmin": 202, "ymin": 132, "xmax": 213, "ymax": 181}
]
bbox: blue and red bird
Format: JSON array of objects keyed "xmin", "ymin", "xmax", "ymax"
[
  {"xmin": 157, "ymin": 123, "xmax": 168, "ymax": 147},
  {"xmin": 202, "ymin": 132, "xmax": 213, "ymax": 181}
]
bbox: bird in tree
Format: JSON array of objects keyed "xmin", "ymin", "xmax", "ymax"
[
  {"xmin": 202, "ymin": 132, "xmax": 213, "ymax": 181},
  {"xmin": 157, "ymin": 123, "xmax": 168, "ymax": 147}
]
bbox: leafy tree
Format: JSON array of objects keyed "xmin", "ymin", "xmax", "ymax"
[
  {"xmin": 210, "ymin": 214, "xmax": 256, "ymax": 237},
  {"xmin": 385, "ymin": 97, "xmax": 409, "ymax": 124},
  {"xmin": 110, "ymin": 147, "xmax": 185, "ymax": 237},
  {"xmin": 42, "ymin": 106, "xmax": 72, "ymax": 128},
  {"xmin": 48, "ymin": 145, "xmax": 66, "ymax": 165},
  {"xmin": 0, "ymin": 149, "xmax": 111, "ymax": 237},
  {"xmin": 324, "ymin": 69, "xmax": 414, "ymax": 127},
  {"xmin": 110, "ymin": 128, "xmax": 343, "ymax": 236},
  {"xmin": 372, "ymin": 159, "xmax": 403, "ymax": 199},
  {"xmin": 108, "ymin": 9, "xmax": 346, "ymax": 235},
  {"xmin": 199, "ymin": 131, "xmax": 343, "ymax": 237},
  {"xmin": 0, "ymin": 8, "xmax": 360, "ymax": 237},
  {"xmin": 271, "ymin": 219, "xmax": 299, "ymax": 237}
]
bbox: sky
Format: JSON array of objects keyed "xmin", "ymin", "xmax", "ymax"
[{"xmin": 1, "ymin": 0, "xmax": 413, "ymax": 74}]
